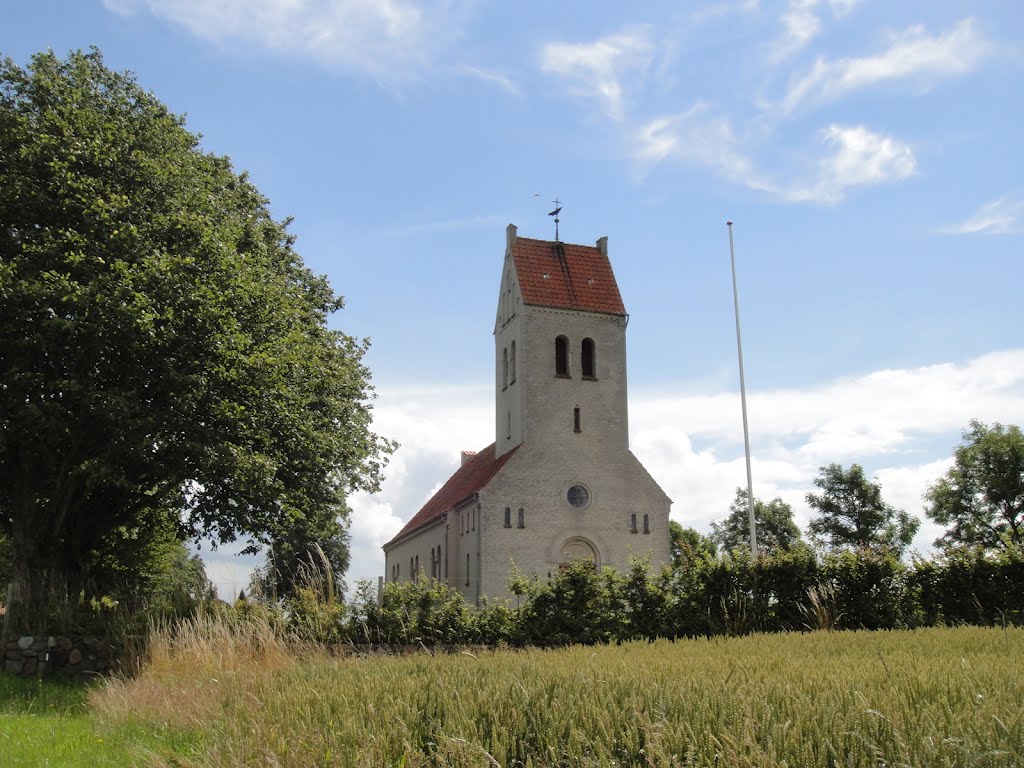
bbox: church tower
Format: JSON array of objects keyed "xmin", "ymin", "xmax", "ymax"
[{"xmin": 495, "ymin": 224, "xmax": 629, "ymax": 459}]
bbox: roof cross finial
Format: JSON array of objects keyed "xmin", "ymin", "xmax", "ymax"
[{"xmin": 548, "ymin": 198, "xmax": 562, "ymax": 242}]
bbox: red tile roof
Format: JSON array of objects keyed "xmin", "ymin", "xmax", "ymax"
[
  {"xmin": 511, "ymin": 236, "xmax": 626, "ymax": 316},
  {"xmin": 384, "ymin": 443, "xmax": 519, "ymax": 547}
]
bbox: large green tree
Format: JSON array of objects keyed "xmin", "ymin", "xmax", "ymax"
[
  {"xmin": 925, "ymin": 420, "xmax": 1024, "ymax": 551},
  {"xmin": 806, "ymin": 463, "xmax": 919, "ymax": 555},
  {"xmin": 711, "ymin": 487, "xmax": 803, "ymax": 554},
  {"xmin": 0, "ymin": 49, "xmax": 394, "ymax": 628}
]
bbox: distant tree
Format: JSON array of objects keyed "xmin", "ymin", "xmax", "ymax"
[
  {"xmin": 711, "ymin": 488, "xmax": 803, "ymax": 554},
  {"xmin": 0, "ymin": 49, "xmax": 394, "ymax": 629},
  {"xmin": 807, "ymin": 463, "xmax": 919, "ymax": 555},
  {"xmin": 669, "ymin": 521, "xmax": 717, "ymax": 568},
  {"xmin": 250, "ymin": 510, "xmax": 351, "ymax": 601},
  {"xmin": 925, "ymin": 420, "xmax": 1024, "ymax": 551}
]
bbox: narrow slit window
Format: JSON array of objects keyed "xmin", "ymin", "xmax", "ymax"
[
  {"xmin": 582, "ymin": 338, "xmax": 596, "ymax": 379},
  {"xmin": 466, "ymin": 554, "xmax": 470, "ymax": 586},
  {"xmin": 517, "ymin": 508, "xmax": 525, "ymax": 528},
  {"xmin": 502, "ymin": 347, "xmax": 508, "ymax": 390},
  {"xmin": 630, "ymin": 513, "xmax": 638, "ymax": 533},
  {"xmin": 555, "ymin": 335, "xmax": 569, "ymax": 377},
  {"xmin": 510, "ymin": 341, "xmax": 516, "ymax": 383},
  {"xmin": 574, "ymin": 406, "xmax": 581, "ymax": 433},
  {"xmin": 504, "ymin": 507, "xmax": 511, "ymax": 528},
  {"xmin": 643, "ymin": 514, "xmax": 650, "ymax": 534}
]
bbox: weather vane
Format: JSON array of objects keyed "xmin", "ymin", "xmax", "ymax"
[{"xmin": 548, "ymin": 198, "xmax": 562, "ymax": 241}]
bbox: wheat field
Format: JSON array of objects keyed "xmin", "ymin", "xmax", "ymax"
[{"xmin": 86, "ymin": 621, "xmax": 1024, "ymax": 767}]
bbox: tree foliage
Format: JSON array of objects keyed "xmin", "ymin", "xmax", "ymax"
[
  {"xmin": 250, "ymin": 506, "xmax": 351, "ymax": 602},
  {"xmin": 711, "ymin": 487, "xmax": 803, "ymax": 554},
  {"xmin": 806, "ymin": 463, "xmax": 919, "ymax": 555},
  {"xmin": 669, "ymin": 521, "xmax": 716, "ymax": 568},
  {"xmin": 925, "ymin": 420, "xmax": 1024, "ymax": 551},
  {"xmin": 0, "ymin": 49, "xmax": 393, "ymax": 628}
]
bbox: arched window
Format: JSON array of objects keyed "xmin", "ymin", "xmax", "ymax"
[
  {"xmin": 517, "ymin": 508, "xmax": 525, "ymax": 528},
  {"xmin": 430, "ymin": 547, "xmax": 436, "ymax": 578},
  {"xmin": 409, "ymin": 557, "xmax": 414, "ymax": 579},
  {"xmin": 504, "ymin": 507, "xmax": 511, "ymax": 528},
  {"xmin": 415, "ymin": 554, "xmax": 420, "ymax": 578},
  {"xmin": 630, "ymin": 513, "xmax": 637, "ymax": 533},
  {"xmin": 502, "ymin": 347, "xmax": 508, "ymax": 390},
  {"xmin": 510, "ymin": 341, "xmax": 516, "ymax": 383},
  {"xmin": 465, "ymin": 553, "xmax": 470, "ymax": 586},
  {"xmin": 555, "ymin": 335, "xmax": 569, "ymax": 377},
  {"xmin": 643, "ymin": 514, "xmax": 650, "ymax": 534},
  {"xmin": 582, "ymin": 338, "xmax": 596, "ymax": 379}
]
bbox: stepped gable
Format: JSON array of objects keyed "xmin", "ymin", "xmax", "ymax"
[
  {"xmin": 386, "ymin": 443, "xmax": 519, "ymax": 545},
  {"xmin": 510, "ymin": 236, "xmax": 626, "ymax": 316}
]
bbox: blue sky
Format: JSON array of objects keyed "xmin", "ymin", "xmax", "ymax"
[{"xmin": 5, "ymin": 1, "xmax": 1023, "ymax": 596}]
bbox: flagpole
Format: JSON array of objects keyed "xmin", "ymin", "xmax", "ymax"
[{"xmin": 727, "ymin": 221, "xmax": 757, "ymax": 558}]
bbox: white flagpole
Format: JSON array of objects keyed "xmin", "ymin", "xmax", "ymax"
[{"xmin": 727, "ymin": 221, "xmax": 757, "ymax": 558}]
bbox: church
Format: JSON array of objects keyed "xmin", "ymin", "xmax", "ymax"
[{"xmin": 382, "ymin": 224, "xmax": 671, "ymax": 604}]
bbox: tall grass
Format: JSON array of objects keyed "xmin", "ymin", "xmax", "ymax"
[{"xmin": 92, "ymin": 617, "xmax": 1024, "ymax": 767}]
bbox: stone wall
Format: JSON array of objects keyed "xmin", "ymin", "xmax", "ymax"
[{"xmin": 4, "ymin": 635, "xmax": 112, "ymax": 678}]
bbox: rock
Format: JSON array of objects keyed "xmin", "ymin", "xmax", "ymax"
[
  {"xmin": 58, "ymin": 637, "xmax": 72, "ymax": 650},
  {"xmin": 6, "ymin": 650, "xmax": 22, "ymax": 660},
  {"xmin": 30, "ymin": 640, "xmax": 46, "ymax": 652},
  {"xmin": 5, "ymin": 660, "xmax": 22, "ymax": 675},
  {"xmin": 23, "ymin": 657, "xmax": 37, "ymax": 675},
  {"xmin": 17, "ymin": 636, "xmax": 33, "ymax": 650},
  {"xmin": 47, "ymin": 637, "xmax": 58, "ymax": 648},
  {"xmin": 68, "ymin": 648, "xmax": 83, "ymax": 665}
]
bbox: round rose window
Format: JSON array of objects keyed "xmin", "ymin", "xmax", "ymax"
[{"xmin": 566, "ymin": 484, "xmax": 590, "ymax": 509}]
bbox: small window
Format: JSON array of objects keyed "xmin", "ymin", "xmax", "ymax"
[
  {"xmin": 507, "ymin": 411, "xmax": 511, "ymax": 439},
  {"xmin": 643, "ymin": 514, "xmax": 650, "ymax": 534},
  {"xmin": 630, "ymin": 513, "xmax": 638, "ymax": 533},
  {"xmin": 555, "ymin": 335, "xmax": 569, "ymax": 377},
  {"xmin": 510, "ymin": 341, "xmax": 516, "ymax": 383},
  {"xmin": 574, "ymin": 406, "xmax": 581, "ymax": 433},
  {"xmin": 502, "ymin": 347, "xmax": 508, "ymax": 390},
  {"xmin": 504, "ymin": 507, "xmax": 511, "ymax": 528},
  {"xmin": 582, "ymin": 338, "xmax": 596, "ymax": 379},
  {"xmin": 472, "ymin": 508, "xmax": 475, "ymax": 531},
  {"xmin": 409, "ymin": 557, "xmax": 414, "ymax": 579},
  {"xmin": 466, "ymin": 553, "xmax": 470, "ymax": 587},
  {"xmin": 415, "ymin": 554, "xmax": 419, "ymax": 578},
  {"xmin": 517, "ymin": 508, "xmax": 525, "ymax": 528}
]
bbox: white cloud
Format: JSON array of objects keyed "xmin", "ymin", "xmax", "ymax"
[
  {"xmin": 323, "ymin": 349, "xmax": 1024, "ymax": 586},
  {"xmin": 634, "ymin": 105, "xmax": 772, "ymax": 193},
  {"xmin": 942, "ymin": 196, "xmax": 1024, "ymax": 236},
  {"xmin": 772, "ymin": 0, "xmax": 821, "ymax": 62},
  {"xmin": 787, "ymin": 124, "xmax": 916, "ymax": 204},
  {"xmin": 456, "ymin": 65, "xmax": 520, "ymax": 96},
  {"xmin": 782, "ymin": 17, "xmax": 990, "ymax": 113},
  {"xmin": 102, "ymin": 0, "xmax": 469, "ymax": 81},
  {"xmin": 636, "ymin": 117, "xmax": 914, "ymax": 204},
  {"xmin": 540, "ymin": 28, "xmax": 655, "ymax": 120}
]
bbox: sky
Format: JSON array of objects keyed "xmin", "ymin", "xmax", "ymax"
[{"xmin": 5, "ymin": 0, "xmax": 1023, "ymax": 598}]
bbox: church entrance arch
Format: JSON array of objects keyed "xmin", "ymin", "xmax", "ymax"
[{"xmin": 558, "ymin": 537, "xmax": 599, "ymax": 568}]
